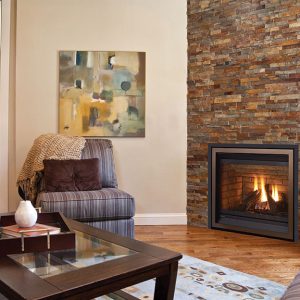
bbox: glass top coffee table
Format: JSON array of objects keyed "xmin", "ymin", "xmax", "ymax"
[{"xmin": 0, "ymin": 216, "xmax": 182, "ymax": 300}]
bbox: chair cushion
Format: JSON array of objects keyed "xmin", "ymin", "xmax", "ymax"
[
  {"xmin": 281, "ymin": 272, "xmax": 300, "ymax": 299},
  {"xmin": 36, "ymin": 188, "xmax": 135, "ymax": 221},
  {"xmin": 81, "ymin": 139, "xmax": 117, "ymax": 188}
]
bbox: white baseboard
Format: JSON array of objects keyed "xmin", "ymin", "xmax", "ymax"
[{"xmin": 134, "ymin": 213, "xmax": 187, "ymax": 225}]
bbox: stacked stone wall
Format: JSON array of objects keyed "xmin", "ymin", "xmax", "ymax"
[{"xmin": 187, "ymin": 0, "xmax": 300, "ymax": 225}]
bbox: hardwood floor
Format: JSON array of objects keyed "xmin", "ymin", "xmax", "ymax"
[{"xmin": 135, "ymin": 225, "xmax": 300, "ymax": 285}]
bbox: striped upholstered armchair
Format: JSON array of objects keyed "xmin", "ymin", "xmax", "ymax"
[{"xmin": 35, "ymin": 139, "xmax": 135, "ymax": 238}]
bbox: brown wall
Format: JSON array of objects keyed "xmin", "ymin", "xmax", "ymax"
[{"xmin": 187, "ymin": 0, "xmax": 300, "ymax": 226}]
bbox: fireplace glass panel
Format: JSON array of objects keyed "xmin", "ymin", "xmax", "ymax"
[
  {"xmin": 215, "ymin": 152, "xmax": 290, "ymax": 230},
  {"xmin": 218, "ymin": 158, "xmax": 288, "ymax": 223}
]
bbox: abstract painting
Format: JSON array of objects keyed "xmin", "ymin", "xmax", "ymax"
[{"xmin": 59, "ymin": 51, "xmax": 145, "ymax": 137}]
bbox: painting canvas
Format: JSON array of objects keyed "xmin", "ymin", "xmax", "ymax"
[{"xmin": 59, "ymin": 51, "xmax": 145, "ymax": 137}]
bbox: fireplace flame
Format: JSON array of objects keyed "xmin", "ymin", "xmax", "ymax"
[
  {"xmin": 260, "ymin": 177, "xmax": 268, "ymax": 202},
  {"xmin": 253, "ymin": 177, "xmax": 280, "ymax": 206},
  {"xmin": 253, "ymin": 177, "xmax": 258, "ymax": 191},
  {"xmin": 249, "ymin": 176, "xmax": 285, "ymax": 213},
  {"xmin": 272, "ymin": 185, "xmax": 279, "ymax": 202}
]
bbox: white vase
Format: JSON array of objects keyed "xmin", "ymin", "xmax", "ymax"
[{"xmin": 15, "ymin": 200, "xmax": 37, "ymax": 228}]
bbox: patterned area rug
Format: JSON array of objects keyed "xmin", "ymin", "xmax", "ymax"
[{"xmin": 100, "ymin": 255, "xmax": 286, "ymax": 300}]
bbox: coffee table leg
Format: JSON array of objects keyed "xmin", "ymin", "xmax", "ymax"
[{"xmin": 154, "ymin": 262, "xmax": 178, "ymax": 300}]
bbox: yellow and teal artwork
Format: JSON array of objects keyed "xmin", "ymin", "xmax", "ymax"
[{"xmin": 59, "ymin": 51, "xmax": 145, "ymax": 137}]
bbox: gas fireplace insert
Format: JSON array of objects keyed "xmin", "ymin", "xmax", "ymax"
[{"xmin": 208, "ymin": 144, "xmax": 298, "ymax": 241}]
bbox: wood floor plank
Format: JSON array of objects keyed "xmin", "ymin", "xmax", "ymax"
[{"xmin": 135, "ymin": 225, "xmax": 300, "ymax": 285}]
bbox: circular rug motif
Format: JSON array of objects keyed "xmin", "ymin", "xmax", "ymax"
[{"xmin": 223, "ymin": 282, "xmax": 248, "ymax": 292}]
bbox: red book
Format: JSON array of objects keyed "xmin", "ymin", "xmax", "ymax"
[{"xmin": 2, "ymin": 223, "xmax": 61, "ymax": 237}]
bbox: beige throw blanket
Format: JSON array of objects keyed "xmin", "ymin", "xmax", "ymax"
[{"xmin": 17, "ymin": 133, "xmax": 86, "ymax": 203}]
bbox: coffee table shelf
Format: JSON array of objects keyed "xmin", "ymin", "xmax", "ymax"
[{"xmin": 0, "ymin": 212, "xmax": 75, "ymax": 256}]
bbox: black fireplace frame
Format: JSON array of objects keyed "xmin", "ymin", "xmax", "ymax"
[{"xmin": 208, "ymin": 144, "xmax": 298, "ymax": 241}]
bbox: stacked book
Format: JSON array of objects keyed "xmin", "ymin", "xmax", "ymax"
[{"xmin": 2, "ymin": 223, "xmax": 61, "ymax": 237}]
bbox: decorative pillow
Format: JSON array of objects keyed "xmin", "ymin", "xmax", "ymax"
[
  {"xmin": 73, "ymin": 158, "xmax": 102, "ymax": 191},
  {"xmin": 43, "ymin": 158, "xmax": 101, "ymax": 192},
  {"xmin": 43, "ymin": 160, "xmax": 76, "ymax": 192}
]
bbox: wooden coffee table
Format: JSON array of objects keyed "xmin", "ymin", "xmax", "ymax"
[{"xmin": 0, "ymin": 216, "xmax": 182, "ymax": 300}]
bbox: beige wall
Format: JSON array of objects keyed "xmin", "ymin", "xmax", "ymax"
[
  {"xmin": 14, "ymin": 0, "xmax": 187, "ymax": 218},
  {"xmin": 1, "ymin": 0, "xmax": 16, "ymax": 212},
  {"xmin": 0, "ymin": 0, "xmax": 9, "ymax": 212}
]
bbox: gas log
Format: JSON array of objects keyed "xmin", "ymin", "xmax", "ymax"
[{"xmin": 243, "ymin": 185, "xmax": 287, "ymax": 214}]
